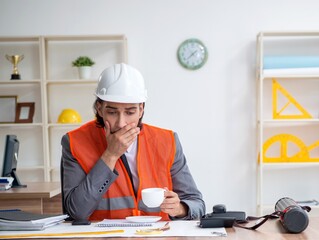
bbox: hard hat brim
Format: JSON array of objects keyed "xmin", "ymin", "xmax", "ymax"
[{"xmin": 95, "ymin": 93, "xmax": 147, "ymax": 103}]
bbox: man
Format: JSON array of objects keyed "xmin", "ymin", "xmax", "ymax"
[{"xmin": 61, "ymin": 63, "xmax": 205, "ymax": 221}]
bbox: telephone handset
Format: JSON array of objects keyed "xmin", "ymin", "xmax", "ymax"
[{"xmin": 199, "ymin": 204, "xmax": 246, "ymax": 228}]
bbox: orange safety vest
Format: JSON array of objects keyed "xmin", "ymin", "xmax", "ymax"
[{"xmin": 68, "ymin": 120, "xmax": 175, "ymax": 221}]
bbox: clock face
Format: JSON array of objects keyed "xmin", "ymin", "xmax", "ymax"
[{"xmin": 177, "ymin": 38, "xmax": 208, "ymax": 70}]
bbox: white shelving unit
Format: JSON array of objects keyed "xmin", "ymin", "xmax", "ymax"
[
  {"xmin": 0, "ymin": 35, "xmax": 127, "ymax": 182},
  {"xmin": 256, "ymin": 32, "xmax": 319, "ymax": 216}
]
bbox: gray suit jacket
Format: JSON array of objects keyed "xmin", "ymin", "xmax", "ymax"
[{"xmin": 61, "ymin": 130, "xmax": 205, "ymax": 220}]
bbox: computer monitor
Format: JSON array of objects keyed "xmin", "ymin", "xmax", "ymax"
[{"xmin": 2, "ymin": 135, "xmax": 26, "ymax": 188}]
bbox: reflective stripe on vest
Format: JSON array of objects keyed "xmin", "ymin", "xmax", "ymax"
[
  {"xmin": 68, "ymin": 121, "xmax": 175, "ymax": 221},
  {"xmin": 96, "ymin": 196, "xmax": 135, "ymax": 210},
  {"xmin": 95, "ymin": 197, "xmax": 160, "ymax": 213}
]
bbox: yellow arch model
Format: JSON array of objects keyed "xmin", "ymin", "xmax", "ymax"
[{"xmin": 261, "ymin": 134, "xmax": 319, "ymax": 163}]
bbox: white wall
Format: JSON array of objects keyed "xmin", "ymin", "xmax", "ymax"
[{"xmin": 1, "ymin": 0, "xmax": 319, "ymax": 215}]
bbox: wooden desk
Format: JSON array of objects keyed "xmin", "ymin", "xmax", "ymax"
[
  {"xmin": 224, "ymin": 217, "xmax": 319, "ymax": 240},
  {"xmin": 0, "ymin": 182, "xmax": 62, "ymax": 214},
  {"xmin": 0, "ymin": 217, "xmax": 319, "ymax": 240},
  {"xmin": 21, "ymin": 217, "xmax": 319, "ymax": 240}
]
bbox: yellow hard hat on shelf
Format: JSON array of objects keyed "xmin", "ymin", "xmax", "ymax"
[{"xmin": 57, "ymin": 109, "xmax": 82, "ymax": 123}]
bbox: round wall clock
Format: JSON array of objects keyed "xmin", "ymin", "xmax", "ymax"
[{"xmin": 177, "ymin": 38, "xmax": 208, "ymax": 70}]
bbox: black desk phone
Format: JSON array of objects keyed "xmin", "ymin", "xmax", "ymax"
[{"xmin": 199, "ymin": 204, "xmax": 246, "ymax": 228}]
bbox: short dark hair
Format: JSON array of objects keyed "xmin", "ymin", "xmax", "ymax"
[{"xmin": 93, "ymin": 98, "xmax": 145, "ymax": 128}]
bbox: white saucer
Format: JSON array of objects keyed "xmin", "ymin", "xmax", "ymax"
[{"xmin": 125, "ymin": 216, "xmax": 162, "ymax": 223}]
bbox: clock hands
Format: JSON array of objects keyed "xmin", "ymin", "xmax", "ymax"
[{"xmin": 187, "ymin": 50, "xmax": 198, "ymax": 60}]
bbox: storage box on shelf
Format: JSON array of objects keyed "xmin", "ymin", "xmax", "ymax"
[
  {"xmin": 0, "ymin": 35, "xmax": 127, "ymax": 183},
  {"xmin": 256, "ymin": 32, "xmax": 319, "ymax": 216}
]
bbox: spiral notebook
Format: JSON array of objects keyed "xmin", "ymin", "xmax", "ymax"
[{"xmin": 96, "ymin": 219, "xmax": 153, "ymax": 227}]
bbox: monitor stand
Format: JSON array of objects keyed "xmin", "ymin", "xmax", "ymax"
[{"xmin": 11, "ymin": 170, "xmax": 27, "ymax": 188}]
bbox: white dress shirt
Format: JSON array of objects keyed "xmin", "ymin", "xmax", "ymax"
[{"xmin": 125, "ymin": 138, "xmax": 139, "ymax": 193}]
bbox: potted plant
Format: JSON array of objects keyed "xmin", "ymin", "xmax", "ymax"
[{"xmin": 72, "ymin": 56, "xmax": 95, "ymax": 79}]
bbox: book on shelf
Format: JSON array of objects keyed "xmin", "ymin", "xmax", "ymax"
[
  {"xmin": 0, "ymin": 209, "xmax": 69, "ymax": 231},
  {"xmin": 0, "ymin": 177, "xmax": 13, "ymax": 190}
]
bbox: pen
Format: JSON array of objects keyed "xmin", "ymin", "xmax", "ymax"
[{"xmin": 0, "ymin": 209, "xmax": 20, "ymax": 212}]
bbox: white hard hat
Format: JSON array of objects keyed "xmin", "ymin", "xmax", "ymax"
[{"xmin": 95, "ymin": 63, "xmax": 147, "ymax": 103}]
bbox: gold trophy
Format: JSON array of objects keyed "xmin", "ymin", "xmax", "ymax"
[{"xmin": 5, "ymin": 54, "xmax": 24, "ymax": 80}]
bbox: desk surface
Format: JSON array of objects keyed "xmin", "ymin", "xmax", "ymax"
[
  {"xmin": 0, "ymin": 182, "xmax": 61, "ymax": 199},
  {"xmin": 60, "ymin": 217, "xmax": 319, "ymax": 240},
  {"xmin": 69, "ymin": 217, "xmax": 319, "ymax": 240},
  {"xmin": 225, "ymin": 217, "xmax": 319, "ymax": 240},
  {"xmin": 1, "ymin": 217, "xmax": 319, "ymax": 240}
]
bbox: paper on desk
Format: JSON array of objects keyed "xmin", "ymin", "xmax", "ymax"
[
  {"xmin": 156, "ymin": 221, "xmax": 226, "ymax": 237},
  {"xmin": 0, "ymin": 220, "xmax": 226, "ymax": 238}
]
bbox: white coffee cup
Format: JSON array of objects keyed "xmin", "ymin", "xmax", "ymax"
[{"xmin": 141, "ymin": 188, "xmax": 165, "ymax": 208}]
